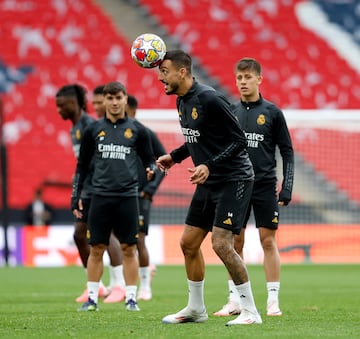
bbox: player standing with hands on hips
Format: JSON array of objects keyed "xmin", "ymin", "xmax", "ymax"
[
  {"xmin": 71, "ymin": 81, "xmax": 156, "ymax": 312},
  {"xmin": 156, "ymin": 50, "xmax": 262, "ymax": 325},
  {"xmin": 214, "ymin": 57, "xmax": 294, "ymax": 318}
]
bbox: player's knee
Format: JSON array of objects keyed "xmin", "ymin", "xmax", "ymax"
[
  {"xmin": 73, "ymin": 230, "xmax": 86, "ymax": 244},
  {"xmin": 261, "ymin": 236, "xmax": 277, "ymax": 252},
  {"xmin": 90, "ymin": 244, "xmax": 106, "ymax": 258},
  {"xmin": 121, "ymin": 243, "xmax": 137, "ymax": 257},
  {"xmin": 180, "ymin": 238, "xmax": 197, "ymax": 256},
  {"xmin": 73, "ymin": 223, "xmax": 87, "ymax": 243},
  {"xmin": 212, "ymin": 238, "xmax": 230, "ymax": 258}
]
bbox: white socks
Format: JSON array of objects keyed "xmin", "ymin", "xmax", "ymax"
[
  {"xmin": 235, "ymin": 281, "xmax": 257, "ymax": 313},
  {"xmin": 87, "ymin": 281, "xmax": 99, "ymax": 304},
  {"xmin": 125, "ymin": 285, "xmax": 138, "ymax": 302},
  {"xmin": 228, "ymin": 279, "xmax": 241, "ymax": 304},
  {"xmin": 267, "ymin": 281, "xmax": 280, "ymax": 304},
  {"xmin": 139, "ymin": 266, "xmax": 151, "ymax": 291},
  {"xmin": 109, "ymin": 265, "xmax": 125, "ymax": 288},
  {"xmin": 187, "ymin": 279, "xmax": 205, "ymax": 312}
]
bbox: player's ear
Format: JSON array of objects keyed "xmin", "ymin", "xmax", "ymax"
[
  {"xmin": 257, "ymin": 75, "xmax": 263, "ymax": 85},
  {"xmin": 179, "ymin": 67, "xmax": 187, "ymax": 78}
]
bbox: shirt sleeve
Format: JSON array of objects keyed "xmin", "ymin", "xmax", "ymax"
[
  {"xmin": 275, "ymin": 109, "xmax": 294, "ymax": 194},
  {"xmin": 150, "ymin": 128, "xmax": 166, "ymax": 157},
  {"xmin": 170, "ymin": 143, "xmax": 190, "ymax": 163},
  {"xmin": 71, "ymin": 124, "xmax": 95, "ymax": 206},
  {"xmin": 142, "ymin": 128, "xmax": 166, "ymax": 196},
  {"xmin": 135, "ymin": 121, "xmax": 156, "ymax": 170}
]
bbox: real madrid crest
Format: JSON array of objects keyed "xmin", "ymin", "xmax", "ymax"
[
  {"xmin": 257, "ymin": 114, "xmax": 266, "ymax": 125},
  {"xmin": 124, "ymin": 128, "xmax": 133, "ymax": 139},
  {"xmin": 191, "ymin": 107, "xmax": 198, "ymax": 120}
]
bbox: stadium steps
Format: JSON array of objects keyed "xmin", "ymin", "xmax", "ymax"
[
  {"xmin": 290, "ymin": 154, "xmax": 359, "ymax": 224},
  {"xmin": 94, "ymin": 0, "xmax": 234, "ymax": 97},
  {"xmin": 136, "ymin": 0, "xmax": 360, "ymax": 109}
]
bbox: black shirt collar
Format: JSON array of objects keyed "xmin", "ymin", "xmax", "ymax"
[
  {"xmin": 182, "ymin": 78, "xmax": 198, "ymax": 98},
  {"xmin": 104, "ymin": 113, "xmax": 128, "ymax": 124},
  {"xmin": 241, "ymin": 94, "xmax": 263, "ymax": 107}
]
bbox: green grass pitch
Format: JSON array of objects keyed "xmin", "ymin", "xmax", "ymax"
[{"xmin": 0, "ymin": 264, "xmax": 359, "ymax": 338}]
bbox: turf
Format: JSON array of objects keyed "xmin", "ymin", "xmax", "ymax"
[{"xmin": 0, "ymin": 264, "xmax": 359, "ymax": 338}]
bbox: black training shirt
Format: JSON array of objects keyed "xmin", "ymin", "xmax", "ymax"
[
  {"xmin": 170, "ymin": 81, "xmax": 254, "ymax": 185},
  {"xmin": 231, "ymin": 95, "xmax": 294, "ymax": 193},
  {"xmin": 72, "ymin": 115, "xmax": 155, "ymax": 202}
]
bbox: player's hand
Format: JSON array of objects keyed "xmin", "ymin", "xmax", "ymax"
[
  {"xmin": 188, "ymin": 164, "xmax": 209, "ymax": 185},
  {"xmin": 146, "ymin": 165, "xmax": 156, "ymax": 181},
  {"xmin": 140, "ymin": 191, "xmax": 152, "ymax": 200},
  {"xmin": 278, "ymin": 189, "xmax": 291, "ymax": 206},
  {"xmin": 72, "ymin": 199, "xmax": 83, "ymax": 218},
  {"xmin": 156, "ymin": 154, "xmax": 175, "ymax": 176}
]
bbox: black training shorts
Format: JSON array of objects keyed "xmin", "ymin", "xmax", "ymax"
[
  {"xmin": 88, "ymin": 194, "xmax": 139, "ymax": 245},
  {"xmin": 185, "ymin": 179, "xmax": 253, "ymax": 235},
  {"xmin": 244, "ymin": 181, "xmax": 279, "ymax": 230}
]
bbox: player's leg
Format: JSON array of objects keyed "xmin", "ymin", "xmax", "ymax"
[
  {"xmin": 162, "ymin": 185, "xmax": 211, "ymax": 324},
  {"xmin": 254, "ymin": 181, "xmax": 282, "ymax": 316},
  {"xmin": 113, "ymin": 196, "xmax": 141, "ymax": 311},
  {"xmin": 74, "ymin": 198, "xmax": 110, "ymax": 303},
  {"xmin": 72, "ymin": 198, "xmax": 92, "ymax": 303},
  {"xmin": 211, "ymin": 227, "xmax": 260, "ymax": 325},
  {"xmin": 86, "ymin": 244, "xmax": 107, "ymax": 301},
  {"xmin": 73, "ymin": 220, "xmax": 89, "ymax": 268},
  {"xmin": 213, "ymin": 229, "xmax": 245, "ymax": 316},
  {"xmin": 162, "ymin": 225, "xmax": 209, "ymax": 324},
  {"xmin": 103, "ymin": 233, "xmax": 126, "ymax": 303},
  {"xmin": 73, "ymin": 220, "xmax": 91, "ymax": 302},
  {"xmin": 137, "ymin": 197, "xmax": 153, "ymax": 300},
  {"xmin": 259, "ymin": 226, "xmax": 281, "ymax": 316},
  {"xmin": 78, "ymin": 195, "xmax": 113, "ymax": 311},
  {"xmin": 211, "ymin": 180, "xmax": 261, "ymax": 325},
  {"xmin": 214, "ymin": 206, "xmax": 250, "ymax": 317},
  {"xmin": 137, "ymin": 231, "xmax": 152, "ymax": 300},
  {"xmin": 120, "ymin": 242, "xmax": 139, "ymax": 311}
]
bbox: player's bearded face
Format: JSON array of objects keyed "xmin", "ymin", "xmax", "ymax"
[{"xmin": 165, "ymin": 80, "xmax": 179, "ymax": 95}]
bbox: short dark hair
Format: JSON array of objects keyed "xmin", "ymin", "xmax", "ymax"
[
  {"xmin": 127, "ymin": 94, "xmax": 138, "ymax": 110},
  {"xmin": 103, "ymin": 81, "xmax": 127, "ymax": 95},
  {"xmin": 93, "ymin": 85, "xmax": 105, "ymax": 95},
  {"xmin": 235, "ymin": 57, "xmax": 261, "ymax": 75},
  {"xmin": 162, "ymin": 50, "xmax": 192, "ymax": 74},
  {"xmin": 55, "ymin": 84, "xmax": 88, "ymax": 111}
]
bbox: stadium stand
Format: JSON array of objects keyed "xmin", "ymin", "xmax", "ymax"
[
  {"xmin": 291, "ymin": 128, "xmax": 360, "ymax": 203},
  {"xmin": 137, "ymin": 0, "xmax": 360, "ymax": 109},
  {"xmin": 0, "ymin": 0, "xmax": 169, "ymax": 212},
  {"xmin": 313, "ymin": 0, "xmax": 360, "ymax": 44}
]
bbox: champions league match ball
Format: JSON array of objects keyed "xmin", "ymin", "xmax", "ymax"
[{"xmin": 131, "ymin": 33, "xmax": 166, "ymax": 68}]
